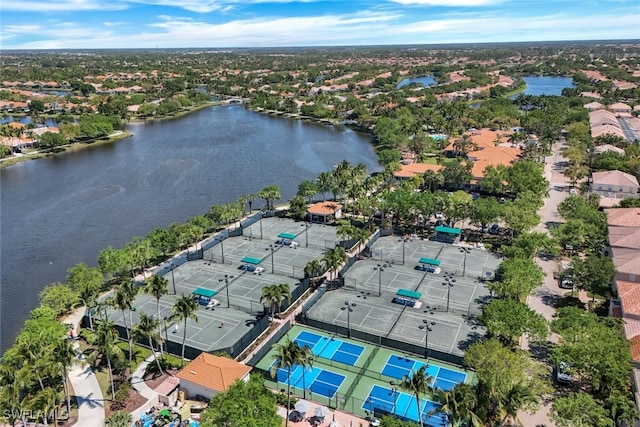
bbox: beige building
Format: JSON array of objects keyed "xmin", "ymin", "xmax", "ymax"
[{"xmin": 591, "ymin": 170, "xmax": 639, "ymax": 205}]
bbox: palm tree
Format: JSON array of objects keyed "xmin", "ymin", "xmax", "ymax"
[
  {"xmin": 499, "ymin": 383, "xmax": 539, "ymax": 427},
  {"xmin": 132, "ymin": 312, "xmax": 164, "ymax": 374},
  {"xmin": 87, "ymin": 319, "xmax": 124, "ymax": 399},
  {"xmin": 258, "ymin": 185, "xmax": 281, "ymax": 211},
  {"xmin": 144, "ymin": 274, "xmax": 169, "ymax": 355},
  {"xmin": 111, "ymin": 279, "xmax": 138, "ymax": 364},
  {"xmin": 322, "ymin": 246, "xmax": 347, "ymax": 284},
  {"xmin": 431, "ymin": 383, "xmax": 482, "ymax": 427},
  {"xmin": 105, "ymin": 410, "xmax": 133, "ymax": 427},
  {"xmin": 260, "ymin": 284, "xmax": 282, "ymax": 320},
  {"xmin": 270, "ymin": 338, "xmax": 313, "ymax": 427},
  {"xmin": 399, "ymin": 365, "xmax": 434, "ymax": 427},
  {"xmin": 51, "ymin": 338, "xmax": 77, "ymax": 414},
  {"xmin": 304, "ymin": 259, "xmax": 324, "ymax": 285},
  {"xmin": 316, "ymin": 171, "xmax": 334, "ymax": 201},
  {"xmin": 28, "ymin": 387, "xmax": 60, "ymax": 426},
  {"xmin": 169, "ymin": 294, "xmax": 199, "ymax": 367},
  {"xmin": 276, "ymin": 283, "xmax": 291, "ymax": 317},
  {"xmin": 16, "ymin": 334, "xmax": 49, "ymax": 392}
]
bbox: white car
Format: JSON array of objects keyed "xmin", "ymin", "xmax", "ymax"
[
  {"xmin": 253, "ymin": 267, "xmax": 265, "ymax": 274},
  {"xmin": 556, "ymin": 362, "xmax": 573, "ymax": 384},
  {"xmin": 206, "ymin": 299, "xmax": 221, "ymax": 309},
  {"xmin": 435, "ymin": 212, "xmax": 444, "ymax": 219}
]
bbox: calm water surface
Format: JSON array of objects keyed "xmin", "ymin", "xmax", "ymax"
[
  {"xmin": 0, "ymin": 105, "xmax": 380, "ymax": 352},
  {"xmin": 397, "ymin": 75, "xmax": 436, "ymax": 89},
  {"xmin": 521, "ymin": 76, "xmax": 574, "ymax": 96}
]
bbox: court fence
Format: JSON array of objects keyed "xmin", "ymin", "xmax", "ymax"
[
  {"xmin": 245, "ymin": 319, "xmax": 292, "ymax": 366},
  {"xmin": 297, "ymin": 315, "xmax": 464, "ymax": 366}
]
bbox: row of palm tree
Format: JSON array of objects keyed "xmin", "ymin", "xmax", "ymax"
[{"xmin": 260, "ymin": 283, "xmax": 292, "ymax": 320}]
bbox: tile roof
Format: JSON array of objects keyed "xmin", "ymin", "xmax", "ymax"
[
  {"xmin": 593, "ymin": 144, "xmax": 626, "ymax": 155},
  {"xmin": 606, "ymin": 208, "xmax": 640, "ymax": 227},
  {"xmin": 592, "ymin": 170, "xmax": 639, "ymax": 188},
  {"xmin": 176, "ymin": 353, "xmax": 251, "ymax": 393},
  {"xmin": 307, "ymin": 202, "xmax": 343, "ymax": 215},
  {"xmin": 608, "ymin": 226, "xmax": 640, "ymax": 249},
  {"xmin": 630, "ymin": 335, "xmax": 640, "ymax": 361},
  {"xmin": 610, "ymin": 102, "xmax": 632, "ymax": 111},
  {"xmin": 625, "ymin": 317, "xmax": 640, "ymax": 340},
  {"xmin": 394, "ymin": 163, "xmax": 442, "ymax": 178},
  {"xmin": 618, "ymin": 281, "xmax": 640, "ymax": 318},
  {"xmin": 154, "ymin": 375, "xmax": 180, "ymax": 396}
]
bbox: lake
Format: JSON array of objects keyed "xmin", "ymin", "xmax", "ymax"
[
  {"xmin": 521, "ymin": 76, "xmax": 575, "ymax": 96},
  {"xmin": 0, "ymin": 105, "xmax": 380, "ymax": 353},
  {"xmin": 397, "ymin": 75, "xmax": 436, "ymax": 89}
]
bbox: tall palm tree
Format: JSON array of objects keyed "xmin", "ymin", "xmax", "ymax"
[
  {"xmin": 270, "ymin": 338, "xmax": 313, "ymax": 427},
  {"xmin": 276, "ymin": 283, "xmax": 291, "ymax": 317},
  {"xmin": 144, "ymin": 274, "xmax": 169, "ymax": 355},
  {"xmin": 105, "ymin": 410, "xmax": 133, "ymax": 427},
  {"xmin": 322, "ymin": 246, "xmax": 347, "ymax": 284},
  {"xmin": 304, "ymin": 259, "xmax": 324, "ymax": 285},
  {"xmin": 499, "ymin": 383, "xmax": 539, "ymax": 427},
  {"xmin": 316, "ymin": 171, "xmax": 333, "ymax": 201},
  {"xmin": 132, "ymin": 312, "xmax": 164, "ymax": 374},
  {"xmin": 112, "ymin": 279, "xmax": 138, "ymax": 364},
  {"xmin": 169, "ymin": 294, "xmax": 199, "ymax": 367},
  {"xmin": 28, "ymin": 387, "xmax": 60, "ymax": 426},
  {"xmin": 431, "ymin": 383, "xmax": 482, "ymax": 427},
  {"xmin": 258, "ymin": 185, "xmax": 281, "ymax": 211},
  {"xmin": 87, "ymin": 319, "xmax": 124, "ymax": 399},
  {"xmin": 399, "ymin": 365, "xmax": 434, "ymax": 427},
  {"xmin": 260, "ymin": 284, "xmax": 282, "ymax": 320},
  {"xmin": 51, "ymin": 338, "xmax": 77, "ymax": 414}
]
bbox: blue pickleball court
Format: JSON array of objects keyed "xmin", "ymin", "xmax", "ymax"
[{"xmin": 294, "ymin": 330, "xmax": 365, "ymax": 366}]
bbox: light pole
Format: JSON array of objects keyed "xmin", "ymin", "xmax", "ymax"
[
  {"xmin": 374, "ymin": 263, "xmax": 390, "ymax": 297},
  {"xmin": 419, "ymin": 319, "xmax": 436, "ymax": 362},
  {"xmin": 217, "ymin": 237, "xmax": 225, "ymax": 264},
  {"xmin": 442, "ymin": 274, "xmax": 456, "ymax": 312},
  {"xmin": 302, "ymin": 222, "xmax": 310, "ymax": 248},
  {"xmin": 218, "ymin": 274, "xmax": 234, "ymax": 308},
  {"xmin": 459, "ymin": 247, "xmax": 471, "ymax": 277},
  {"xmin": 398, "ymin": 238, "xmax": 410, "ymax": 265},
  {"xmin": 170, "ymin": 264, "xmax": 177, "ymax": 295},
  {"xmin": 341, "ymin": 301, "xmax": 356, "ymax": 338},
  {"xmin": 259, "ymin": 211, "xmax": 263, "ymax": 239},
  {"xmin": 302, "ymin": 356, "xmax": 313, "ymax": 399},
  {"xmin": 266, "ymin": 244, "xmax": 275, "ymax": 273}
]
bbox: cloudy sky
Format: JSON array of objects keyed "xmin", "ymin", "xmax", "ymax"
[{"xmin": 1, "ymin": 0, "xmax": 638, "ymax": 50}]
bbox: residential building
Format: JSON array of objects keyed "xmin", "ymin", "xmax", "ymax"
[
  {"xmin": 307, "ymin": 202, "xmax": 343, "ymax": 224},
  {"xmin": 591, "ymin": 170, "xmax": 639, "ymax": 207},
  {"xmin": 176, "ymin": 352, "xmax": 251, "ymax": 400}
]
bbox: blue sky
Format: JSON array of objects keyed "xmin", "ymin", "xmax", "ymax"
[{"xmin": 1, "ymin": 0, "xmax": 638, "ymax": 49}]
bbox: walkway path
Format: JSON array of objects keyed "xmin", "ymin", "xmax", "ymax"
[
  {"xmin": 129, "ymin": 355, "xmax": 161, "ymax": 422},
  {"xmin": 62, "ymin": 309, "xmax": 106, "ymax": 427},
  {"xmin": 517, "ymin": 140, "xmax": 591, "ymax": 427}
]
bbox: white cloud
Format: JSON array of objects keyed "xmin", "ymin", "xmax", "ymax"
[
  {"xmin": 1, "ymin": 0, "xmax": 128, "ymax": 12},
  {"xmin": 389, "ymin": 0, "xmax": 505, "ymax": 5}
]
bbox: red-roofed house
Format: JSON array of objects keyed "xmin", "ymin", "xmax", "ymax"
[
  {"xmin": 307, "ymin": 202, "xmax": 343, "ymax": 224},
  {"xmin": 394, "ymin": 163, "xmax": 442, "ymax": 180},
  {"xmin": 176, "ymin": 353, "xmax": 251, "ymax": 400},
  {"xmin": 591, "ymin": 170, "xmax": 639, "ymax": 200}
]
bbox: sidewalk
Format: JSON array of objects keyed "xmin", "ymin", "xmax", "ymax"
[
  {"xmin": 129, "ymin": 354, "xmax": 161, "ymax": 421},
  {"xmin": 62, "ymin": 309, "xmax": 106, "ymax": 427}
]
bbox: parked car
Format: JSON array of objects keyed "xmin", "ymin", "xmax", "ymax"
[
  {"xmin": 435, "ymin": 212, "xmax": 444, "ymax": 219},
  {"xmin": 560, "ymin": 275, "xmax": 574, "ymax": 289},
  {"xmin": 276, "ymin": 239, "xmax": 292, "ymax": 246},
  {"xmin": 488, "ymin": 224, "xmax": 500, "ymax": 234},
  {"xmin": 239, "ymin": 264, "xmax": 257, "ymax": 272},
  {"xmin": 415, "ymin": 265, "xmax": 436, "ymax": 273},
  {"xmin": 206, "ymin": 299, "xmax": 221, "ymax": 309},
  {"xmin": 253, "ymin": 267, "xmax": 265, "ymax": 274},
  {"xmin": 556, "ymin": 362, "xmax": 573, "ymax": 384}
]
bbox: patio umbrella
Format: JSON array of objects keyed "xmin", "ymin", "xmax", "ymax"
[
  {"xmin": 294, "ymin": 400, "xmax": 311, "ymax": 414},
  {"xmin": 160, "ymin": 409, "xmax": 172, "ymax": 419},
  {"xmin": 314, "ymin": 406, "xmax": 330, "ymax": 418}
]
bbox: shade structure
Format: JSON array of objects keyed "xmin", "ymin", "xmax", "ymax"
[
  {"xmin": 240, "ymin": 256, "xmax": 262, "ymax": 265},
  {"xmin": 418, "ymin": 257, "xmax": 441, "ymax": 266},
  {"xmin": 314, "ymin": 406, "xmax": 330, "ymax": 418},
  {"xmin": 192, "ymin": 288, "xmax": 217, "ymax": 298},
  {"xmin": 294, "ymin": 399, "xmax": 311, "ymax": 414},
  {"xmin": 434, "ymin": 225, "xmax": 461, "ymax": 235},
  {"xmin": 159, "ymin": 409, "xmax": 172, "ymax": 419},
  {"xmin": 278, "ymin": 232, "xmax": 296, "ymax": 240}
]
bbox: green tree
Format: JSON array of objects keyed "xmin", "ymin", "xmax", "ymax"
[
  {"xmin": 200, "ymin": 373, "xmax": 281, "ymax": 427},
  {"xmin": 51, "ymin": 338, "xmax": 77, "ymax": 414},
  {"xmin": 431, "ymin": 383, "xmax": 481, "ymax": 427},
  {"xmin": 67, "ymin": 263, "xmax": 103, "ymax": 329},
  {"xmin": 169, "ymin": 294, "xmax": 199, "ymax": 367},
  {"xmin": 288, "ymin": 195, "xmax": 308, "ymax": 220},
  {"xmin": 322, "ymin": 246, "xmax": 347, "ymax": 283},
  {"xmin": 297, "ymin": 180, "xmax": 318, "ymax": 203},
  {"xmin": 258, "ymin": 185, "xmax": 281, "ymax": 211},
  {"xmin": 132, "ymin": 312, "xmax": 164, "ymax": 374},
  {"xmin": 551, "ymin": 392, "xmax": 613, "ymax": 427},
  {"xmin": 304, "ymin": 259, "xmax": 325, "ymax": 284},
  {"xmin": 39, "ymin": 131, "xmax": 67, "ymax": 149},
  {"xmin": 469, "ymin": 198, "xmax": 502, "ymax": 235},
  {"xmin": 490, "ymin": 258, "xmax": 545, "ymax": 300},
  {"xmin": 87, "ymin": 319, "xmax": 124, "ymax": 399},
  {"xmin": 270, "ymin": 338, "xmax": 313, "ymax": 427},
  {"xmin": 144, "ymin": 274, "xmax": 169, "ymax": 355},
  {"xmin": 399, "ymin": 365, "xmax": 434, "ymax": 427},
  {"xmin": 481, "ymin": 299, "xmax": 548, "ymax": 347},
  {"xmin": 571, "ymin": 254, "xmax": 615, "ymax": 302},
  {"xmin": 111, "ymin": 279, "xmax": 138, "ymax": 364},
  {"xmin": 27, "ymin": 387, "xmax": 60, "ymax": 426},
  {"xmin": 39, "ymin": 283, "xmax": 78, "ymax": 316}
]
